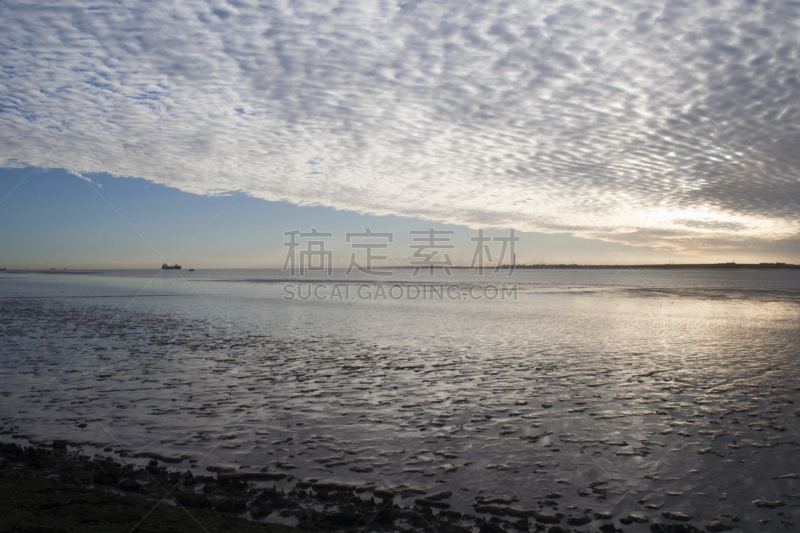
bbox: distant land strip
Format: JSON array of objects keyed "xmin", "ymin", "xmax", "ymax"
[
  {"xmin": 1, "ymin": 263, "xmax": 798, "ymax": 272},
  {"xmin": 493, "ymin": 263, "xmax": 800, "ymax": 269},
  {"xmin": 386, "ymin": 263, "xmax": 799, "ymax": 269}
]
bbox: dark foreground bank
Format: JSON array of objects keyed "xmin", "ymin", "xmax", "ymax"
[
  {"xmin": 0, "ymin": 441, "xmax": 732, "ymax": 533},
  {"xmin": 0, "ymin": 441, "xmax": 484, "ymax": 533},
  {"xmin": 0, "ymin": 441, "xmax": 295, "ymax": 533}
]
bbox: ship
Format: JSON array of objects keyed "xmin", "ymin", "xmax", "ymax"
[{"xmin": 161, "ymin": 263, "xmax": 181, "ymax": 270}]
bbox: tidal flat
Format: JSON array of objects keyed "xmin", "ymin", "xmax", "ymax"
[{"xmin": 1, "ymin": 270, "xmax": 799, "ymax": 532}]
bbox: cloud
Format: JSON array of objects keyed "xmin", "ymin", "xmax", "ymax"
[{"xmin": 1, "ymin": 0, "xmax": 799, "ymax": 253}]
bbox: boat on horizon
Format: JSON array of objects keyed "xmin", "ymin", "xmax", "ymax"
[{"xmin": 161, "ymin": 263, "xmax": 181, "ymax": 270}]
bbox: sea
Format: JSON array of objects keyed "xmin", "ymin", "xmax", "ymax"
[{"xmin": 1, "ymin": 268, "xmax": 799, "ymax": 531}]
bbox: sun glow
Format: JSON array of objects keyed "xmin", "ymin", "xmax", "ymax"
[{"xmin": 634, "ymin": 206, "xmax": 797, "ymax": 239}]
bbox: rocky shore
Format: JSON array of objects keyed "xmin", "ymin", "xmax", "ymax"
[
  {"xmin": 0, "ymin": 440, "xmax": 739, "ymax": 533},
  {"xmin": 0, "ymin": 440, "xmax": 482, "ymax": 533}
]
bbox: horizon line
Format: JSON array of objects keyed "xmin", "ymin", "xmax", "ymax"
[{"xmin": 3, "ymin": 262, "xmax": 799, "ymax": 272}]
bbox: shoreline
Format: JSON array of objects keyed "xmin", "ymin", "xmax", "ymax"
[
  {"xmin": 1, "ymin": 263, "xmax": 799, "ymax": 273},
  {"xmin": 0, "ymin": 439, "xmax": 728, "ymax": 533},
  {"xmin": 1, "ymin": 282, "xmax": 792, "ymax": 533},
  {"xmin": 0, "ymin": 440, "xmax": 491, "ymax": 533}
]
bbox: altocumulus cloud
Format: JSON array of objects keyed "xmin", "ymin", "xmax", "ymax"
[{"xmin": 2, "ymin": 0, "xmax": 800, "ymax": 253}]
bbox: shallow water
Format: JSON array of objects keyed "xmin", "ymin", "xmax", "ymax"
[{"xmin": 1, "ymin": 269, "xmax": 800, "ymax": 531}]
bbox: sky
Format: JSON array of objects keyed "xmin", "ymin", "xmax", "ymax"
[{"xmin": 1, "ymin": 0, "xmax": 800, "ymax": 268}]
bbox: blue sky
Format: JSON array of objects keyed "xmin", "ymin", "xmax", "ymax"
[
  {"xmin": 0, "ymin": 166, "xmax": 676, "ymax": 269},
  {"xmin": 1, "ymin": 1, "xmax": 800, "ymax": 266}
]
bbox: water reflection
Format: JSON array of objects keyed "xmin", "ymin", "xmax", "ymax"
[{"xmin": 1, "ymin": 273, "xmax": 799, "ymax": 530}]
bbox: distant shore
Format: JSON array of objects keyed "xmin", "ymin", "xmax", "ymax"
[
  {"xmin": 503, "ymin": 263, "xmax": 800, "ymax": 270},
  {"xmin": 1, "ymin": 263, "xmax": 798, "ymax": 273}
]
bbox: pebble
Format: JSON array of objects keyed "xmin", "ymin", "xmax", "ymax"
[
  {"xmin": 479, "ymin": 522, "xmax": 508, "ymax": 533},
  {"xmin": 752, "ymin": 498, "xmax": 785, "ymax": 509},
  {"xmin": 218, "ymin": 472, "xmax": 288, "ymax": 481},
  {"xmin": 566, "ymin": 513, "xmax": 591, "ymax": 526},
  {"xmin": 705, "ymin": 521, "xmax": 734, "ymax": 532},
  {"xmin": 662, "ymin": 511, "xmax": 692, "ymax": 521},
  {"xmin": 533, "ymin": 510, "xmax": 564, "ymax": 524},
  {"xmin": 118, "ymin": 478, "xmax": 139, "ymax": 492},
  {"xmin": 650, "ymin": 525, "xmax": 702, "ymax": 533},
  {"xmin": 620, "ymin": 512, "xmax": 649, "ymax": 524}
]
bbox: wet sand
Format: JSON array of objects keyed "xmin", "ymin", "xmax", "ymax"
[
  {"xmin": 0, "ymin": 441, "xmax": 720, "ymax": 533},
  {"xmin": 2, "ymin": 281, "xmax": 800, "ymax": 532}
]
